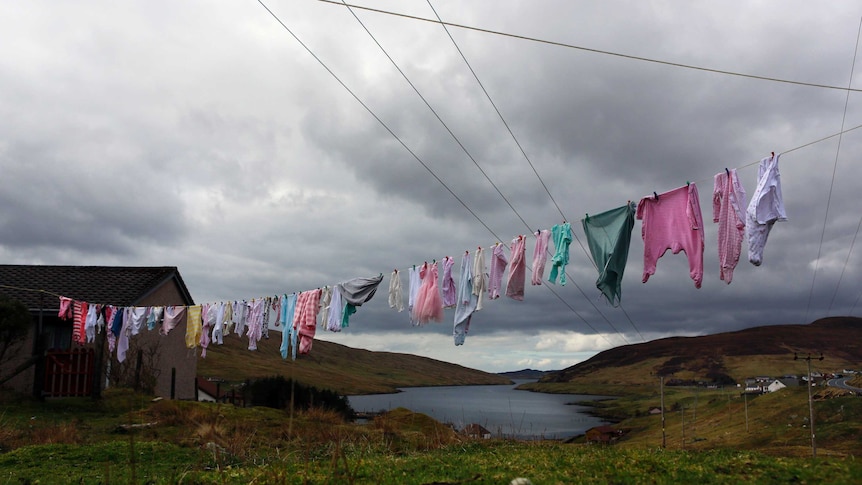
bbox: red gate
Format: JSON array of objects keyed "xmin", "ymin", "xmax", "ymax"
[{"xmin": 43, "ymin": 348, "xmax": 94, "ymax": 397}]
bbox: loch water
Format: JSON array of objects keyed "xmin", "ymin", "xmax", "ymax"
[{"xmin": 348, "ymin": 380, "xmax": 611, "ymax": 440}]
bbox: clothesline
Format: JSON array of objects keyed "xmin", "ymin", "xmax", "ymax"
[{"xmin": 6, "ymin": 145, "xmax": 798, "ymax": 365}]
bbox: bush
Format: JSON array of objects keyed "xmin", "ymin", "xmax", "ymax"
[{"xmin": 245, "ymin": 376, "xmax": 353, "ymax": 420}]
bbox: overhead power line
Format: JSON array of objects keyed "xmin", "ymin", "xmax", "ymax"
[
  {"xmin": 319, "ymin": 0, "xmax": 862, "ymax": 94},
  {"xmin": 255, "ymin": 0, "xmax": 621, "ymax": 346}
]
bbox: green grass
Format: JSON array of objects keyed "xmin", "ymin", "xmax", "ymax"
[{"xmin": 2, "ymin": 386, "xmax": 862, "ymax": 484}]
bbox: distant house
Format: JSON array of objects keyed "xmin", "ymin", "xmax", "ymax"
[
  {"xmin": 766, "ymin": 380, "xmax": 786, "ymax": 393},
  {"xmin": 195, "ymin": 377, "xmax": 245, "ymax": 406},
  {"xmin": 648, "ymin": 406, "xmax": 663, "ymax": 415},
  {"xmin": 463, "ymin": 423, "xmax": 492, "ymax": 439},
  {"xmin": 585, "ymin": 425, "xmax": 622, "ymax": 444},
  {"xmin": 0, "ymin": 265, "xmax": 196, "ymax": 400}
]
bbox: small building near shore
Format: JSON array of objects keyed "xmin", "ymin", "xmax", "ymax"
[{"xmin": 463, "ymin": 423, "xmax": 492, "ymax": 439}]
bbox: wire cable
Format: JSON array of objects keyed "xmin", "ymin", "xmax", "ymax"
[
  {"xmin": 340, "ymin": 0, "xmax": 630, "ymax": 344},
  {"xmin": 256, "ymin": 0, "xmax": 621, "ymax": 346},
  {"xmin": 824, "ymin": 19, "xmax": 862, "ymax": 314},
  {"xmin": 806, "ymin": 17, "xmax": 861, "ymax": 322},
  {"xmin": 319, "ymin": 0, "xmax": 862, "ymax": 94}
]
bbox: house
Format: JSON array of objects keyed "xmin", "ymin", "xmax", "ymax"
[
  {"xmin": 648, "ymin": 406, "xmax": 663, "ymax": 415},
  {"xmin": 585, "ymin": 425, "xmax": 622, "ymax": 444},
  {"xmin": 463, "ymin": 423, "xmax": 492, "ymax": 439},
  {"xmin": 0, "ymin": 265, "xmax": 196, "ymax": 400},
  {"xmin": 766, "ymin": 379, "xmax": 786, "ymax": 393},
  {"xmin": 195, "ymin": 377, "xmax": 245, "ymax": 406}
]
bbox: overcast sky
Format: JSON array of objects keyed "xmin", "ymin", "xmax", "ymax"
[{"xmin": 3, "ymin": 1, "xmax": 862, "ymax": 373}]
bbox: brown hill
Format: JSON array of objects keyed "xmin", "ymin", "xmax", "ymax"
[
  {"xmin": 197, "ymin": 331, "xmax": 511, "ymax": 395},
  {"xmin": 540, "ymin": 317, "xmax": 862, "ymax": 387}
]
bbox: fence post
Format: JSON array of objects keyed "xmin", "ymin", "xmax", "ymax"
[{"xmin": 133, "ymin": 349, "xmax": 143, "ymax": 392}]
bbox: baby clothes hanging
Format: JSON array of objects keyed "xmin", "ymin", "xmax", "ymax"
[
  {"xmin": 280, "ymin": 293, "xmax": 298, "ymax": 360},
  {"xmin": 548, "ymin": 222, "xmax": 572, "ymax": 286},
  {"xmin": 233, "ymin": 300, "xmax": 248, "ymax": 337},
  {"xmin": 318, "ymin": 286, "xmax": 332, "ymax": 327},
  {"xmin": 147, "ymin": 306, "xmax": 164, "ymax": 332},
  {"xmin": 72, "ymin": 300, "xmax": 87, "ymax": 346},
  {"xmin": 222, "ymin": 301, "xmax": 233, "ymax": 335},
  {"xmin": 117, "ymin": 307, "xmax": 133, "ymax": 363},
  {"xmin": 161, "ymin": 305, "xmax": 186, "ymax": 336},
  {"xmin": 441, "ymin": 256, "xmax": 457, "ymax": 308},
  {"xmin": 488, "ymin": 243, "xmax": 509, "ymax": 299},
  {"xmin": 408, "ymin": 265, "xmax": 421, "ymax": 324},
  {"xmin": 472, "ymin": 247, "xmax": 487, "ymax": 310},
  {"xmin": 713, "ymin": 169, "xmax": 747, "ymax": 282},
  {"xmin": 245, "ymin": 300, "xmax": 264, "ymax": 350},
  {"xmin": 637, "ymin": 184, "xmax": 705, "ymax": 288},
  {"xmin": 84, "ymin": 304, "xmax": 99, "ymax": 343},
  {"xmin": 129, "ymin": 307, "xmax": 148, "ymax": 336},
  {"xmin": 506, "ymin": 236, "xmax": 526, "ymax": 301},
  {"xmin": 185, "ymin": 304, "xmax": 203, "ymax": 350},
  {"xmin": 200, "ymin": 303, "xmax": 218, "ymax": 358},
  {"xmin": 295, "ymin": 288, "xmax": 322, "ymax": 356},
  {"xmin": 211, "ymin": 302, "xmax": 225, "ymax": 345},
  {"xmin": 583, "ymin": 202, "xmax": 636, "ymax": 306},
  {"xmin": 747, "ymin": 153, "xmax": 787, "ymax": 266},
  {"xmin": 454, "ymin": 252, "xmax": 479, "ymax": 346},
  {"xmin": 327, "ymin": 288, "xmax": 343, "ymax": 332},
  {"xmin": 412, "ymin": 262, "xmax": 445, "ymax": 324},
  {"xmin": 389, "ymin": 270, "xmax": 404, "ymax": 312},
  {"xmin": 531, "ymin": 230, "xmax": 551, "ymax": 285},
  {"xmin": 58, "ymin": 296, "xmax": 73, "ymax": 320}
]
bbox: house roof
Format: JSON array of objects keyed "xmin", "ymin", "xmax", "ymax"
[
  {"xmin": 0, "ymin": 265, "xmax": 194, "ymax": 309},
  {"xmin": 463, "ymin": 423, "xmax": 491, "ymax": 435}
]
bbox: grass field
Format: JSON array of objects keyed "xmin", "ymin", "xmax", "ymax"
[{"xmin": 1, "ymin": 385, "xmax": 861, "ymax": 484}]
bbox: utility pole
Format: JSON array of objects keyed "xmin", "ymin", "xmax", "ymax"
[
  {"xmin": 681, "ymin": 405, "xmax": 685, "ymax": 450},
  {"xmin": 795, "ymin": 352, "xmax": 824, "ymax": 458},
  {"xmin": 660, "ymin": 375, "xmax": 666, "ymax": 449}
]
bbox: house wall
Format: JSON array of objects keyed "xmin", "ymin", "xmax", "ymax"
[
  {"xmin": 0, "ymin": 276, "xmax": 196, "ymax": 400},
  {"xmin": 134, "ymin": 278, "xmax": 197, "ymax": 400},
  {"xmin": 1, "ymin": 317, "xmax": 39, "ymax": 396}
]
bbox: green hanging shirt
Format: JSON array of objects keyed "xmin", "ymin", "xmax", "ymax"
[{"xmin": 582, "ymin": 202, "xmax": 636, "ymax": 307}]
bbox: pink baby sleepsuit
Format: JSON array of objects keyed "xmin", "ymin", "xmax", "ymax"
[
  {"xmin": 506, "ymin": 235, "xmax": 527, "ymax": 301},
  {"xmin": 488, "ymin": 243, "xmax": 509, "ymax": 299},
  {"xmin": 441, "ymin": 256, "xmax": 457, "ymax": 308},
  {"xmin": 531, "ymin": 230, "xmax": 550, "ymax": 285},
  {"xmin": 713, "ymin": 169, "xmax": 746, "ymax": 283},
  {"xmin": 637, "ymin": 184, "xmax": 705, "ymax": 288}
]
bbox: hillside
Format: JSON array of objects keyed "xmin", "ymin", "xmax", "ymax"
[
  {"xmin": 196, "ymin": 332, "xmax": 511, "ymax": 395},
  {"xmin": 531, "ymin": 317, "xmax": 862, "ymax": 391}
]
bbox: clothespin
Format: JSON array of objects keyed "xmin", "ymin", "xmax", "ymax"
[
  {"xmin": 686, "ymin": 181, "xmax": 690, "ymax": 187},
  {"xmin": 771, "ymin": 151, "xmax": 775, "ymax": 158},
  {"xmin": 725, "ymin": 167, "xmax": 730, "ymax": 175},
  {"xmin": 393, "ymin": 268, "xmax": 398, "ymax": 274},
  {"xmin": 654, "ymin": 192, "xmax": 659, "ymax": 200},
  {"xmin": 465, "ymin": 250, "xmax": 469, "ymax": 255},
  {"xmin": 585, "ymin": 213, "xmax": 590, "ymax": 222}
]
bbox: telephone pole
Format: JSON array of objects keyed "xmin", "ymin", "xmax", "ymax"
[
  {"xmin": 795, "ymin": 352, "xmax": 824, "ymax": 458},
  {"xmin": 660, "ymin": 375, "xmax": 666, "ymax": 448}
]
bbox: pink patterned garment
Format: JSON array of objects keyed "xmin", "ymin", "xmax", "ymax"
[
  {"xmin": 713, "ymin": 169, "xmax": 746, "ymax": 284},
  {"xmin": 440, "ymin": 256, "xmax": 457, "ymax": 308},
  {"xmin": 72, "ymin": 300, "xmax": 87, "ymax": 346},
  {"xmin": 412, "ymin": 262, "xmax": 444, "ymax": 324},
  {"xmin": 506, "ymin": 235, "xmax": 527, "ymax": 301},
  {"xmin": 294, "ymin": 289, "xmax": 322, "ymax": 355},
  {"xmin": 637, "ymin": 184, "xmax": 705, "ymax": 288}
]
